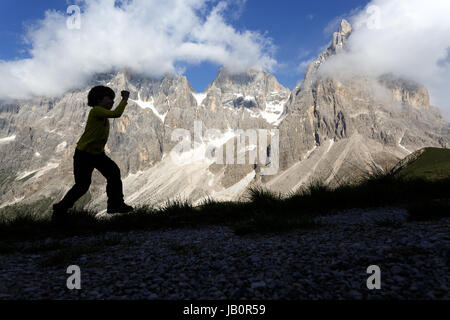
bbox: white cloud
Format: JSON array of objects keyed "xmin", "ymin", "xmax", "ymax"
[
  {"xmin": 0, "ymin": 0, "xmax": 276, "ymax": 101},
  {"xmin": 319, "ymin": 0, "xmax": 450, "ymax": 119},
  {"xmin": 223, "ymin": 0, "xmax": 247, "ymax": 20}
]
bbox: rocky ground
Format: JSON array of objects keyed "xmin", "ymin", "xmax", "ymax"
[{"xmin": 0, "ymin": 207, "xmax": 449, "ymax": 300}]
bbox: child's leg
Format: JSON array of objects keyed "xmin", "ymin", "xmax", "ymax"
[
  {"xmin": 95, "ymin": 153, "xmax": 125, "ymax": 208},
  {"xmin": 56, "ymin": 149, "xmax": 95, "ymax": 210}
]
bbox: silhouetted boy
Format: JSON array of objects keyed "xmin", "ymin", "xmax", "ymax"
[{"xmin": 52, "ymin": 86, "xmax": 133, "ymax": 224}]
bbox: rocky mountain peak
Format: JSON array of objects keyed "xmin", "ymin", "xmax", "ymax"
[
  {"xmin": 201, "ymin": 67, "xmax": 290, "ymax": 114},
  {"xmin": 378, "ymin": 73, "xmax": 431, "ymax": 109},
  {"xmin": 339, "ymin": 19, "xmax": 352, "ymax": 36},
  {"xmin": 208, "ymin": 67, "xmax": 287, "ymax": 95},
  {"xmin": 332, "ymin": 19, "xmax": 352, "ymax": 53},
  {"xmin": 297, "ymin": 19, "xmax": 353, "ymax": 91},
  {"xmin": 212, "ymin": 67, "xmax": 265, "ymax": 86}
]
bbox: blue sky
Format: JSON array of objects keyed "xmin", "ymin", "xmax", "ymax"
[
  {"xmin": 0, "ymin": 0, "xmax": 370, "ymax": 93},
  {"xmin": 0, "ymin": 1, "xmax": 68, "ymax": 59}
]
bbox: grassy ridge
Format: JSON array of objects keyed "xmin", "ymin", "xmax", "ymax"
[{"xmin": 395, "ymin": 147, "xmax": 450, "ymax": 181}]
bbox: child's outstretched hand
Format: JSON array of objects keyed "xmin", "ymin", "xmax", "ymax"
[{"xmin": 121, "ymin": 90, "xmax": 130, "ymax": 101}]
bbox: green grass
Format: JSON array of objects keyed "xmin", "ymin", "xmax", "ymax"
[
  {"xmin": 0, "ymin": 197, "xmax": 54, "ymax": 221},
  {"xmin": 0, "ymin": 147, "xmax": 448, "ymax": 241},
  {"xmin": 394, "ymin": 147, "xmax": 450, "ymax": 181}
]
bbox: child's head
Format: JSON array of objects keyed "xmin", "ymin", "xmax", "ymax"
[{"xmin": 87, "ymin": 86, "xmax": 115, "ymax": 109}]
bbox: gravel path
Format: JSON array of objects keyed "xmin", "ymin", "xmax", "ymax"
[{"xmin": 0, "ymin": 207, "xmax": 449, "ymax": 300}]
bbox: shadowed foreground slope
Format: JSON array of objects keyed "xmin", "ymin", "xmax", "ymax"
[{"xmin": 0, "ymin": 147, "xmax": 448, "ymax": 241}]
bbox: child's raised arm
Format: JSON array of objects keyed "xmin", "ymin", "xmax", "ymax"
[
  {"xmin": 92, "ymin": 90, "xmax": 130, "ymax": 119},
  {"xmin": 121, "ymin": 90, "xmax": 130, "ymax": 101}
]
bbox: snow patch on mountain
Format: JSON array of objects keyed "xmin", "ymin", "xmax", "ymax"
[
  {"xmin": 131, "ymin": 92, "xmax": 167, "ymax": 122},
  {"xmin": 192, "ymin": 92, "xmax": 207, "ymax": 106},
  {"xmin": 0, "ymin": 135, "xmax": 16, "ymax": 144},
  {"xmin": 16, "ymin": 170, "xmax": 38, "ymax": 180},
  {"xmin": 399, "ymin": 143, "xmax": 412, "ymax": 155},
  {"xmin": 171, "ymin": 128, "xmax": 237, "ymax": 166},
  {"xmin": 16, "ymin": 161, "xmax": 60, "ymax": 181},
  {"xmin": 33, "ymin": 161, "xmax": 60, "ymax": 179},
  {"xmin": 326, "ymin": 139, "xmax": 335, "ymax": 153},
  {"xmin": 260, "ymin": 101, "xmax": 285, "ymax": 125},
  {"xmin": 398, "ymin": 134, "xmax": 412, "ymax": 154},
  {"xmin": 304, "ymin": 145, "xmax": 317, "ymax": 160}
]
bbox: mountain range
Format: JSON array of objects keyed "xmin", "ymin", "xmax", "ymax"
[{"xmin": 0, "ymin": 19, "xmax": 449, "ymax": 213}]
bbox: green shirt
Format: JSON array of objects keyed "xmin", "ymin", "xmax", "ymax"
[{"xmin": 76, "ymin": 99, "xmax": 128, "ymax": 155}]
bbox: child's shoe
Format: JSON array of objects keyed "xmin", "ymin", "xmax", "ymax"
[{"xmin": 107, "ymin": 203, "xmax": 134, "ymax": 214}]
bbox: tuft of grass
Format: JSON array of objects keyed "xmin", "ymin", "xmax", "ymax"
[
  {"xmin": 0, "ymin": 211, "xmax": 53, "ymax": 240},
  {"xmin": 197, "ymin": 198, "xmax": 253, "ymax": 222},
  {"xmin": 246, "ymin": 186, "xmax": 283, "ymax": 204},
  {"xmin": 160, "ymin": 198, "xmax": 194, "ymax": 216}
]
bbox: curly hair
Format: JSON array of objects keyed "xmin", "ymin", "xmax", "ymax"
[{"xmin": 87, "ymin": 85, "xmax": 115, "ymax": 107}]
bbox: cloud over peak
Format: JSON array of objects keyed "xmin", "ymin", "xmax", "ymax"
[
  {"xmin": 0, "ymin": 0, "xmax": 277, "ymax": 101},
  {"xmin": 319, "ymin": 0, "xmax": 450, "ymax": 119}
]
